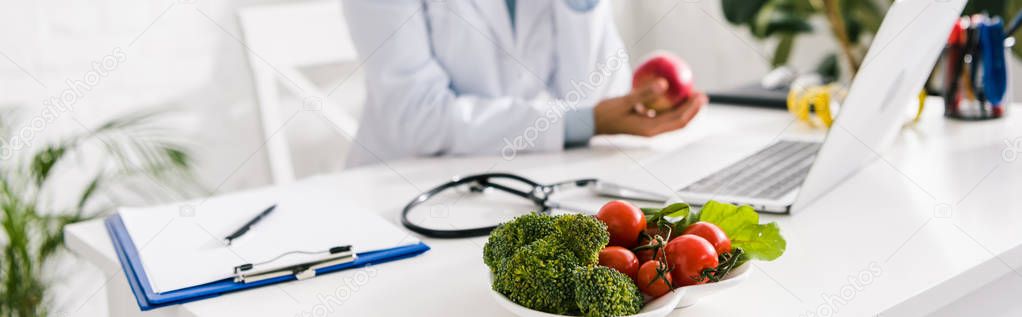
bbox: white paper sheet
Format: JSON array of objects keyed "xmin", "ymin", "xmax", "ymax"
[{"xmin": 118, "ymin": 182, "xmax": 419, "ymax": 293}]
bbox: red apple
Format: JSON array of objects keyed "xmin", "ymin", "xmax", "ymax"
[{"xmin": 631, "ymin": 52, "xmax": 694, "ymax": 112}]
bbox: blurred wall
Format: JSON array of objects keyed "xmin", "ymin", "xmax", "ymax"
[{"xmin": 0, "ymin": 0, "xmax": 278, "ymax": 195}]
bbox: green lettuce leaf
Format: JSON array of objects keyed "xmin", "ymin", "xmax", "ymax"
[
  {"xmin": 696, "ymin": 200, "xmax": 786, "ymax": 261},
  {"xmin": 729, "ymin": 222, "xmax": 786, "ymax": 261},
  {"xmin": 697, "ymin": 201, "xmax": 759, "ymax": 235}
]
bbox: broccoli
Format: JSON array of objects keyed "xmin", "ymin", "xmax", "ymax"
[
  {"xmin": 483, "ymin": 213, "xmax": 557, "ymax": 271},
  {"xmin": 487, "ymin": 213, "xmax": 636, "ymax": 316},
  {"xmin": 552, "ymin": 214, "xmax": 609, "ymax": 265},
  {"xmin": 493, "ymin": 237, "xmax": 580, "ymax": 315},
  {"xmin": 573, "ymin": 266, "xmax": 643, "ymax": 317}
]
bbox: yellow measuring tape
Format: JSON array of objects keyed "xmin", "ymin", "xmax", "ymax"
[
  {"xmin": 787, "ymin": 85, "xmax": 927, "ymax": 127},
  {"xmin": 786, "ymin": 84, "xmax": 840, "ymax": 128}
]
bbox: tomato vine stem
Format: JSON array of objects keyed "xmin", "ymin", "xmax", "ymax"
[{"xmin": 699, "ymin": 248, "xmax": 744, "ymax": 283}]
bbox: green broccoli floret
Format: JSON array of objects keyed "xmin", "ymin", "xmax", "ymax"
[
  {"xmin": 486, "ymin": 213, "xmax": 635, "ymax": 315},
  {"xmin": 552, "ymin": 214, "xmax": 609, "ymax": 265},
  {"xmin": 573, "ymin": 266, "xmax": 643, "ymax": 317},
  {"xmin": 494, "ymin": 237, "xmax": 580, "ymax": 315},
  {"xmin": 483, "ymin": 213, "xmax": 556, "ymax": 271}
]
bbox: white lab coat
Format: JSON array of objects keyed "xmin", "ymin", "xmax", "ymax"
[{"xmin": 342, "ymin": 0, "xmax": 630, "ymax": 167}]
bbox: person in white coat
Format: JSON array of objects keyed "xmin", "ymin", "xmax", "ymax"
[{"xmin": 342, "ymin": 0, "xmax": 707, "ymax": 167}]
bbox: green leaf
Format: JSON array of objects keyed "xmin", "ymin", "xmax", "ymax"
[
  {"xmin": 761, "ymin": 12, "xmax": 813, "ymax": 38},
  {"xmin": 816, "ymin": 53, "xmax": 840, "ymax": 81},
  {"xmin": 729, "ymin": 223, "xmax": 786, "ymax": 261},
  {"xmin": 721, "ymin": 0, "xmax": 769, "ymax": 25},
  {"xmin": 696, "ymin": 200, "xmax": 786, "ymax": 261},
  {"xmin": 164, "ymin": 147, "xmax": 190, "ymax": 168},
  {"xmin": 697, "ymin": 201, "xmax": 759, "ymax": 236},
  {"xmin": 772, "ymin": 34, "xmax": 796, "ymax": 67},
  {"xmin": 641, "ymin": 207, "xmax": 661, "ymax": 216},
  {"xmin": 657, "ymin": 202, "xmax": 691, "ymax": 220},
  {"xmin": 752, "ymin": 1, "xmax": 813, "ymax": 38},
  {"xmin": 92, "ymin": 110, "xmax": 162, "ymax": 134},
  {"xmin": 844, "ymin": 16, "xmax": 862, "ymax": 44},
  {"xmin": 29, "ymin": 145, "xmax": 67, "ymax": 186},
  {"xmin": 964, "ymin": 0, "xmax": 1006, "ymax": 18},
  {"xmin": 847, "ymin": 0, "xmax": 885, "ymax": 36},
  {"xmin": 76, "ymin": 176, "xmax": 103, "ymax": 212}
]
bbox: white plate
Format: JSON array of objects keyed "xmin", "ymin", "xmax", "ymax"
[
  {"xmin": 674, "ymin": 262, "xmax": 752, "ymax": 308},
  {"xmin": 488, "ymin": 274, "xmax": 687, "ymax": 317}
]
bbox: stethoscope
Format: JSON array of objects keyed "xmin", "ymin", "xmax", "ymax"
[{"xmin": 400, "ymin": 173, "xmax": 668, "ymax": 238}]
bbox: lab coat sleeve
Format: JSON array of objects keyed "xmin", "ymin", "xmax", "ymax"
[{"xmin": 342, "ymin": 0, "xmax": 565, "ymax": 158}]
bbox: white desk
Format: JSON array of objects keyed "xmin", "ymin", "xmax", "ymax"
[{"xmin": 65, "ymin": 101, "xmax": 1022, "ymax": 316}]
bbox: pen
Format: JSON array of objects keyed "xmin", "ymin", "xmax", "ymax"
[
  {"xmin": 224, "ymin": 204, "xmax": 277, "ymax": 246},
  {"xmin": 962, "ymin": 18, "xmax": 980, "ymax": 111},
  {"xmin": 980, "ymin": 18, "xmax": 1007, "ymax": 107},
  {"xmin": 944, "ymin": 18, "xmax": 967, "ymax": 116}
]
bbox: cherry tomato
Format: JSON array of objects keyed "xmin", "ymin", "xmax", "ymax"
[
  {"xmin": 681, "ymin": 222, "xmax": 731, "ymax": 255},
  {"xmin": 636, "ymin": 260, "xmax": 673, "ymax": 298},
  {"xmin": 596, "ymin": 200, "xmax": 646, "ymax": 248},
  {"xmin": 598, "ymin": 246, "xmax": 639, "ymax": 280},
  {"xmin": 664, "ymin": 234, "xmax": 718, "ymax": 286}
]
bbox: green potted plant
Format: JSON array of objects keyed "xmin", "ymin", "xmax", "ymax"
[
  {"xmin": 722, "ymin": 0, "xmax": 1020, "ymax": 79},
  {"xmin": 722, "ymin": 0, "xmax": 885, "ymax": 78},
  {"xmin": 0, "ymin": 109, "xmax": 197, "ymax": 316}
]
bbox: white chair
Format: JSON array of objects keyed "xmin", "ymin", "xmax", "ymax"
[{"xmin": 238, "ymin": 0, "xmax": 361, "ymax": 184}]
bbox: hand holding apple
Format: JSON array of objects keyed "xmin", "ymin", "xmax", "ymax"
[
  {"xmin": 591, "ymin": 51, "xmax": 705, "ymax": 137},
  {"xmin": 632, "ymin": 51, "xmax": 696, "ymax": 113},
  {"xmin": 593, "ymin": 81, "xmax": 707, "ymax": 137}
]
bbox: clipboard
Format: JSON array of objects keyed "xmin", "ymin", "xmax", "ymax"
[{"xmin": 105, "ymin": 214, "xmax": 430, "ymax": 310}]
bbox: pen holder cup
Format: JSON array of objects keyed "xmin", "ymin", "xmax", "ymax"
[{"xmin": 939, "ymin": 39, "xmax": 1012, "ymax": 121}]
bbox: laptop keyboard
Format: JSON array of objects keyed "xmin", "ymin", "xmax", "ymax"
[{"xmin": 680, "ymin": 140, "xmax": 822, "ymax": 200}]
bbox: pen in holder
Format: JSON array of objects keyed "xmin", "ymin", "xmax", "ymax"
[{"xmin": 942, "ymin": 14, "xmax": 1013, "ymax": 120}]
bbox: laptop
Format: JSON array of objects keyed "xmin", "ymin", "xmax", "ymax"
[{"xmin": 674, "ymin": 0, "xmax": 966, "ymax": 214}]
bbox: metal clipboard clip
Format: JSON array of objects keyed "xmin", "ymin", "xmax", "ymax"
[{"xmin": 232, "ymin": 245, "xmax": 357, "ymax": 284}]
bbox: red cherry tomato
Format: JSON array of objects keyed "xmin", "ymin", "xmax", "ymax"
[
  {"xmin": 664, "ymin": 234, "xmax": 719, "ymax": 286},
  {"xmin": 598, "ymin": 246, "xmax": 639, "ymax": 280},
  {"xmin": 636, "ymin": 260, "xmax": 673, "ymax": 298},
  {"xmin": 596, "ymin": 200, "xmax": 646, "ymax": 248},
  {"xmin": 681, "ymin": 222, "xmax": 731, "ymax": 255}
]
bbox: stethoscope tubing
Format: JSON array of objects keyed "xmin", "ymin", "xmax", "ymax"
[{"xmin": 399, "ymin": 173, "xmax": 597, "ymax": 238}]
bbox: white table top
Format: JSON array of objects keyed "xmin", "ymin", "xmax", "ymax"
[{"xmin": 65, "ymin": 100, "xmax": 1022, "ymax": 316}]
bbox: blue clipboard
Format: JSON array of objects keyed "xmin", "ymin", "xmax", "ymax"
[{"xmin": 105, "ymin": 214, "xmax": 430, "ymax": 310}]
